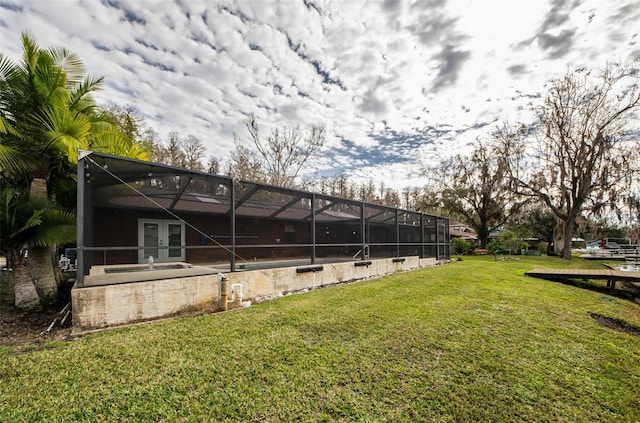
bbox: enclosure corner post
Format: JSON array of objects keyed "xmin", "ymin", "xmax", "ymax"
[{"xmin": 76, "ymin": 154, "xmax": 91, "ymax": 287}]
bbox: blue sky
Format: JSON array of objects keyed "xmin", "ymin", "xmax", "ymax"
[{"xmin": 1, "ymin": 0, "xmax": 639, "ymax": 189}]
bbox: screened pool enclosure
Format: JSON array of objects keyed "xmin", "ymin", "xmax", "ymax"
[{"xmin": 76, "ymin": 152, "xmax": 450, "ymax": 287}]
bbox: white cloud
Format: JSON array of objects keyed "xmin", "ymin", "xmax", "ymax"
[{"xmin": 1, "ymin": 0, "xmax": 638, "ymax": 191}]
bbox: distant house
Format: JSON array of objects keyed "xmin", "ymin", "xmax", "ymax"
[{"xmin": 449, "ymin": 221, "xmax": 478, "ymax": 245}]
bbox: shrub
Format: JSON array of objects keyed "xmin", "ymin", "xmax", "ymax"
[
  {"xmin": 451, "ymin": 238, "xmax": 474, "ymax": 255},
  {"xmin": 497, "ymin": 229, "xmax": 523, "ymax": 254},
  {"xmin": 487, "ymin": 239, "xmax": 509, "ymax": 257},
  {"xmin": 538, "ymin": 241, "xmax": 548, "ymax": 254}
]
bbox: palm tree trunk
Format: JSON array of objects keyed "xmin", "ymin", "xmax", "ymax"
[
  {"xmin": 26, "ymin": 246, "xmax": 59, "ymax": 303},
  {"xmin": 30, "ymin": 177, "xmax": 48, "ymax": 201},
  {"xmin": 28, "ymin": 177, "xmax": 61, "ymax": 303},
  {"xmin": 0, "ymin": 269, "xmax": 15, "ymax": 311},
  {"xmin": 12, "ymin": 262, "xmax": 40, "ymax": 311}
]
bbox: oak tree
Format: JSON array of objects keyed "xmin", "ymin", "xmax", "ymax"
[
  {"xmin": 424, "ymin": 140, "xmax": 525, "ymax": 248},
  {"xmin": 497, "ymin": 62, "xmax": 640, "ymax": 259}
]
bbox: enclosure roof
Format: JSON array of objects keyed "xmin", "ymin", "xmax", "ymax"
[{"xmin": 83, "ymin": 151, "xmax": 443, "ymax": 225}]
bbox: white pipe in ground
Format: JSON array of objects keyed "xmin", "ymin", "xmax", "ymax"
[
  {"xmin": 229, "ymin": 283, "xmax": 243, "ymax": 304},
  {"xmin": 229, "ymin": 283, "xmax": 251, "ymax": 308}
]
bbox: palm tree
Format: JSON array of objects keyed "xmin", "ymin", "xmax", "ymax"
[
  {"xmin": 0, "ymin": 187, "xmax": 75, "ymax": 309},
  {"xmin": 2, "ymin": 32, "xmax": 148, "ymax": 194},
  {"xmin": 0, "ymin": 33, "xmax": 95, "ymax": 306},
  {"xmin": 1, "ymin": 32, "xmax": 148, "ymax": 307},
  {"xmin": 1, "ymin": 33, "xmax": 99, "ymax": 198}
]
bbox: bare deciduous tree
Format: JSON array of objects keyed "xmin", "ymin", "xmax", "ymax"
[
  {"xmin": 358, "ymin": 178, "xmax": 377, "ymax": 203},
  {"xmin": 100, "ymin": 103, "xmax": 161, "ymax": 160},
  {"xmin": 161, "ymin": 132, "xmax": 186, "ymax": 167},
  {"xmin": 243, "ymin": 115, "xmax": 326, "ymax": 187},
  {"xmin": 330, "ymin": 171, "xmax": 350, "ymax": 198},
  {"xmin": 181, "ymin": 135, "xmax": 207, "ymax": 171},
  {"xmin": 207, "ymin": 156, "xmax": 220, "ymax": 175},
  {"xmin": 497, "ymin": 62, "xmax": 640, "ymax": 258},
  {"xmin": 382, "ymin": 188, "xmax": 401, "ymax": 208},
  {"xmin": 101, "ymin": 104, "xmax": 157, "ymax": 144},
  {"xmin": 226, "ymin": 138, "xmax": 266, "ymax": 182},
  {"xmin": 413, "ymin": 184, "xmax": 447, "ymax": 215}
]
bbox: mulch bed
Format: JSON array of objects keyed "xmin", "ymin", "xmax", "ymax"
[{"xmin": 0, "ymin": 306, "xmax": 73, "ymax": 351}]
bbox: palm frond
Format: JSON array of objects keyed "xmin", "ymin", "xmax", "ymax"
[
  {"xmin": 31, "ymin": 208, "xmax": 76, "ymax": 247},
  {"xmin": 15, "ymin": 209, "xmax": 43, "ymax": 234},
  {"xmin": 2, "ymin": 187, "xmax": 77, "ymax": 248},
  {"xmin": 0, "ymin": 53, "xmax": 20, "ymax": 85},
  {"xmin": 89, "ymin": 121, "xmax": 149, "ymax": 160},
  {"xmin": 21, "ymin": 31, "xmax": 40, "ymax": 75},
  {"xmin": 0, "ymin": 115, "xmax": 19, "ymax": 137},
  {"xmin": 32, "ymin": 105, "xmax": 91, "ymax": 161},
  {"xmin": 68, "ymin": 75, "xmax": 103, "ymax": 114},
  {"xmin": 32, "ymin": 51, "xmax": 67, "ymax": 102},
  {"xmin": 0, "ymin": 143, "xmax": 37, "ymax": 173},
  {"xmin": 48, "ymin": 47, "xmax": 85, "ymax": 86}
]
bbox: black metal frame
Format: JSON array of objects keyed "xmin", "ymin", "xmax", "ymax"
[{"xmin": 76, "ymin": 152, "xmax": 450, "ymax": 287}]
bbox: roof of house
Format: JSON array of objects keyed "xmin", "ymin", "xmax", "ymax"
[{"xmin": 449, "ymin": 222, "xmax": 478, "ymax": 240}]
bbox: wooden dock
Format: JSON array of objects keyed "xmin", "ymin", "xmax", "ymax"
[
  {"xmin": 578, "ymin": 251, "xmax": 640, "ymax": 261},
  {"xmin": 526, "ymin": 268, "xmax": 640, "ymax": 289}
]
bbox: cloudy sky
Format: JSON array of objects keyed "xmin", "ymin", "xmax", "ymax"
[{"xmin": 1, "ymin": 0, "xmax": 639, "ymax": 189}]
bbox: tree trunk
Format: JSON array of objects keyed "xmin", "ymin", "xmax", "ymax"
[
  {"xmin": 26, "ymin": 246, "xmax": 59, "ymax": 303},
  {"xmin": 0, "ymin": 270, "xmax": 15, "ymax": 310},
  {"xmin": 27, "ymin": 177, "xmax": 62, "ymax": 303},
  {"xmin": 12, "ymin": 263, "xmax": 40, "ymax": 311},
  {"xmin": 553, "ymin": 219, "xmax": 565, "ymax": 255},
  {"xmin": 477, "ymin": 224, "xmax": 489, "ymax": 249},
  {"xmin": 561, "ymin": 216, "xmax": 576, "ymax": 260},
  {"xmin": 30, "ymin": 177, "xmax": 48, "ymax": 201}
]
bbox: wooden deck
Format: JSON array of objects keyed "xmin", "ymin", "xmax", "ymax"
[{"xmin": 526, "ymin": 268, "xmax": 640, "ymax": 289}]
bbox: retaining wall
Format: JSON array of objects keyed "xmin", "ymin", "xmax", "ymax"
[{"xmin": 72, "ymin": 256, "xmax": 439, "ymax": 333}]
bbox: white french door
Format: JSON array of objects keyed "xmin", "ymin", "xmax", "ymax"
[{"xmin": 138, "ymin": 219, "xmax": 185, "ymax": 263}]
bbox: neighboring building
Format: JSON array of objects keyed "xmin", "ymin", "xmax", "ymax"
[{"xmin": 449, "ymin": 221, "xmax": 478, "ymax": 245}]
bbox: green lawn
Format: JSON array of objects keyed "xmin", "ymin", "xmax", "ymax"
[{"xmin": 1, "ymin": 256, "xmax": 639, "ymax": 422}]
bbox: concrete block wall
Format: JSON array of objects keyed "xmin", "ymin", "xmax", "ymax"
[
  {"xmin": 72, "ymin": 274, "xmax": 216, "ymax": 332},
  {"xmin": 72, "ymin": 256, "xmax": 440, "ymax": 332},
  {"xmin": 227, "ymin": 256, "xmax": 430, "ymax": 302}
]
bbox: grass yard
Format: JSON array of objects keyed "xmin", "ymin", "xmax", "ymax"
[{"xmin": 1, "ymin": 256, "xmax": 639, "ymax": 422}]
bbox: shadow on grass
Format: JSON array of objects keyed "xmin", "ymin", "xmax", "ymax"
[
  {"xmin": 589, "ymin": 312, "xmax": 640, "ymax": 337},
  {"xmin": 546, "ymin": 277, "xmax": 640, "ymax": 303}
]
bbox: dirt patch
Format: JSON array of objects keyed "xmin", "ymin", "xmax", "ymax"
[
  {"xmin": 0, "ymin": 303, "xmax": 74, "ymax": 352},
  {"xmin": 1, "ymin": 299, "xmax": 225, "ymax": 350},
  {"xmin": 589, "ymin": 312, "xmax": 640, "ymax": 337}
]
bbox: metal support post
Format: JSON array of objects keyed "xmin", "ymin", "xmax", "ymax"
[
  {"xmin": 311, "ymin": 194, "xmax": 316, "ymax": 264},
  {"xmin": 230, "ymin": 180, "xmax": 236, "ymax": 272}
]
